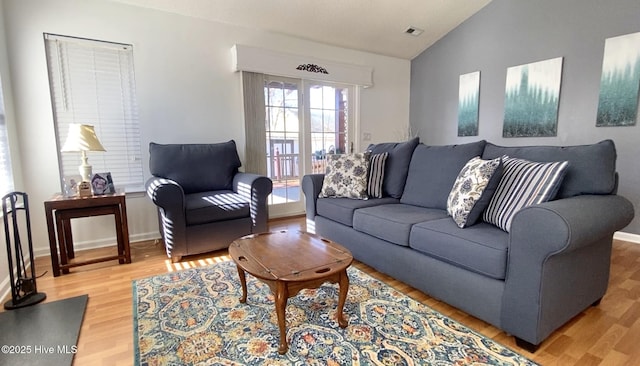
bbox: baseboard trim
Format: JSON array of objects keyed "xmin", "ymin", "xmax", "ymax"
[
  {"xmin": 2, "ymin": 233, "xmax": 161, "ymax": 303},
  {"xmin": 614, "ymin": 231, "xmax": 640, "ymax": 244},
  {"xmin": 33, "ymin": 231, "xmax": 161, "ymax": 258}
]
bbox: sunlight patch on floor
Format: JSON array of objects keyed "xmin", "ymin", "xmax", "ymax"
[{"xmin": 164, "ymin": 254, "xmax": 232, "ymax": 272}]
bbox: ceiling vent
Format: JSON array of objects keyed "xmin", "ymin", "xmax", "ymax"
[{"xmin": 404, "ymin": 26, "xmax": 424, "ymax": 37}]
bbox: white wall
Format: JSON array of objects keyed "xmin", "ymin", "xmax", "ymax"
[
  {"xmin": 0, "ymin": 0, "xmax": 410, "ymax": 265},
  {"xmin": 0, "ymin": 0, "xmax": 26, "ymax": 300}
]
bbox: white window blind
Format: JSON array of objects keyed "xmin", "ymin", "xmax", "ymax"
[
  {"xmin": 0, "ymin": 79, "xmax": 14, "ymax": 196},
  {"xmin": 44, "ymin": 34, "xmax": 143, "ymax": 191}
]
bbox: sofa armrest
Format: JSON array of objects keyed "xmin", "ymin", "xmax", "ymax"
[
  {"xmin": 233, "ymin": 173, "xmax": 273, "ymax": 234},
  {"xmin": 510, "ymin": 194, "xmax": 633, "ymax": 256},
  {"xmin": 502, "ymin": 194, "xmax": 634, "ymax": 345},
  {"xmin": 302, "ymin": 174, "xmax": 325, "ymax": 220}
]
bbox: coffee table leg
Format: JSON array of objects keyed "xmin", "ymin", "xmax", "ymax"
[
  {"xmin": 236, "ymin": 265, "xmax": 248, "ymax": 303},
  {"xmin": 337, "ymin": 270, "xmax": 349, "ymax": 328},
  {"xmin": 275, "ymin": 281, "xmax": 289, "ymax": 354}
]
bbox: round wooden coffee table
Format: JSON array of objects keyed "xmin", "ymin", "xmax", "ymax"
[{"xmin": 229, "ymin": 230, "xmax": 353, "ymax": 354}]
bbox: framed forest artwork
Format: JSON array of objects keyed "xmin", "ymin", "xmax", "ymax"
[
  {"xmin": 503, "ymin": 57, "xmax": 563, "ymax": 137},
  {"xmin": 458, "ymin": 71, "xmax": 480, "ymax": 136},
  {"xmin": 596, "ymin": 31, "xmax": 640, "ymax": 127}
]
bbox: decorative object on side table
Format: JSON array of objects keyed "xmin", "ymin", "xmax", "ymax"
[
  {"xmin": 91, "ymin": 172, "xmax": 115, "ymax": 195},
  {"xmin": 62, "ymin": 175, "xmax": 82, "ymax": 197},
  {"xmin": 60, "ymin": 123, "xmax": 106, "ymax": 183},
  {"xmin": 2, "ymin": 192, "xmax": 46, "ymax": 309},
  {"xmin": 78, "ymin": 181, "xmax": 92, "ymax": 198}
]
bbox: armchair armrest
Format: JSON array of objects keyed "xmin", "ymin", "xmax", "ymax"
[
  {"xmin": 145, "ymin": 176, "xmax": 188, "ymax": 257},
  {"xmin": 233, "ymin": 173, "xmax": 272, "ymax": 234},
  {"xmin": 302, "ymin": 174, "xmax": 325, "ymax": 220},
  {"xmin": 146, "ymin": 177, "xmax": 185, "ymax": 211},
  {"xmin": 502, "ymin": 194, "xmax": 634, "ymax": 345}
]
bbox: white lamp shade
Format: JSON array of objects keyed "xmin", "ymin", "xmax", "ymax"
[{"xmin": 61, "ymin": 124, "xmax": 106, "ymax": 152}]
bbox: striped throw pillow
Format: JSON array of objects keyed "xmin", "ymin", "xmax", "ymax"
[
  {"xmin": 368, "ymin": 152, "xmax": 388, "ymax": 198},
  {"xmin": 482, "ymin": 156, "xmax": 569, "ymax": 232}
]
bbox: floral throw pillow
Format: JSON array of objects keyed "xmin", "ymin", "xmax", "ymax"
[
  {"xmin": 447, "ymin": 156, "xmax": 502, "ymax": 228},
  {"xmin": 319, "ymin": 153, "xmax": 370, "ymax": 200}
]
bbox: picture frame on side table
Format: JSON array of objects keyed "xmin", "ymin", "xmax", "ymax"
[
  {"xmin": 91, "ymin": 172, "xmax": 116, "ymax": 195},
  {"xmin": 62, "ymin": 175, "xmax": 82, "ymax": 197}
]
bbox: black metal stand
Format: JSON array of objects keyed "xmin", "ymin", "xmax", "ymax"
[{"xmin": 3, "ymin": 192, "xmax": 46, "ymax": 310}]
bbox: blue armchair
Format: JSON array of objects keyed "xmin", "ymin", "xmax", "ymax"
[{"xmin": 145, "ymin": 140, "xmax": 272, "ymax": 262}]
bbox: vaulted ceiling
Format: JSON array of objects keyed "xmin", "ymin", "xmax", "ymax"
[{"xmin": 109, "ymin": 0, "xmax": 492, "ymax": 59}]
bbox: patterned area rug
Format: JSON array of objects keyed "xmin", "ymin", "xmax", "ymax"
[{"xmin": 133, "ymin": 261, "xmax": 537, "ymax": 365}]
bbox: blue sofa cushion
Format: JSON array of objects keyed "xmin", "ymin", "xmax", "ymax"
[
  {"xmin": 353, "ymin": 204, "xmax": 449, "ymax": 246},
  {"xmin": 368, "ymin": 137, "xmax": 419, "ymax": 198},
  {"xmin": 149, "ymin": 141, "xmax": 242, "ymax": 194},
  {"xmin": 401, "ymin": 140, "xmax": 486, "ymax": 210},
  {"xmin": 482, "ymin": 140, "xmax": 616, "ymax": 198},
  {"xmin": 410, "ymin": 218, "xmax": 509, "ymax": 280},
  {"xmin": 185, "ymin": 191, "xmax": 250, "ymax": 225},
  {"xmin": 317, "ymin": 197, "xmax": 399, "ymax": 227}
]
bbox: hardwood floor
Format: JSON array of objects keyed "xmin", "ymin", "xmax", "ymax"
[{"xmin": 3, "ymin": 216, "xmax": 640, "ymax": 365}]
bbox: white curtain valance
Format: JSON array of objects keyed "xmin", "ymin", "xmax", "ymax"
[{"xmin": 231, "ymin": 44, "xmax": 373, "ymax": 87}]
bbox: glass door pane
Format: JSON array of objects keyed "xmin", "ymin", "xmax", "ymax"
[
  {"xmin": 308, "ymin": 84, "xmax": 350, "ymax": 174},
  {"xmin": 262, "ymin": 78, "xmax": 353, "ymax": 217},
  {"xmin": 265, "ymin": 79, "xmax": 302, "ymax": 210}
]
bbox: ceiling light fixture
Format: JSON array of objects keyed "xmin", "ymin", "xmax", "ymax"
[{"xmin": 404, "ymin": 26, "xmax": 424, "ymax": 37}]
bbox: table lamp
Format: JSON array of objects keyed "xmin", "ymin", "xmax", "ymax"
[{"xmin": 61, "ymin": 124, "xmax": 106, "ymax": 183}]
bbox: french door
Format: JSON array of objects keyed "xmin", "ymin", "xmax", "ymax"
[{"xmin": 264, "ymin": 77, "xmax": 354, "ymax": 217}]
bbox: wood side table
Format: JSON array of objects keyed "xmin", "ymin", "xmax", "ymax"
[
  {"xmin": 229, "ymin": 230, "xmax": 353, "ymax": 354},
  {"xmin": 44, "ymin": 191, "xmax": 131, "ymax": 276}
]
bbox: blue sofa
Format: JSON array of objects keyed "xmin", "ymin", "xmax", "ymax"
[{"xmin": 302, "ymin": 138, "xmax": 634, "ymax": 351}]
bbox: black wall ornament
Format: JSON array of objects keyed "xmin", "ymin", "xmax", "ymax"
[{"xmin": 296, "ymin": 63, "xmax": 329, "ymax": 74}]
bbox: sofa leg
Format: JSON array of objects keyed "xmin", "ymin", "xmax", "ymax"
[
  {"xmin": 592, "ymin": 297, "xmax": 603, "ymax": 307},
  {"xmin": 171, "ymin": 255, "xmax": 182, "ymax": 263},
  {"xmin": 515, "ymin": 337, "xmax": 539, "ymax": 353}
]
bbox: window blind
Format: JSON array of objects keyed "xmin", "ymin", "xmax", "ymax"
[{"xmin": 44, "ymin": 34, "xmax": 143, "ymax": 191}]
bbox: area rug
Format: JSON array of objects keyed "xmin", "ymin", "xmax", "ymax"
[
  {"xmin": 133, "ymin": 261, "xmax": 537, "ymax": 365},
  {"xmin": 0, "ymin": 294, "xmax": 88, "ymax": 366}
]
